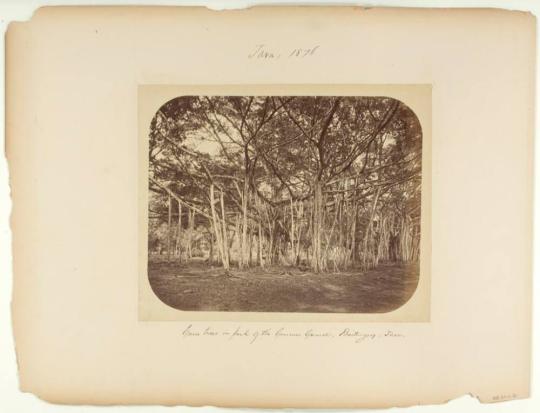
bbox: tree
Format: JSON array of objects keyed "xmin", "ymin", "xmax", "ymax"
[{"xmin": 148, "ymin": 95, "xmax": 422, "ymax": 273}]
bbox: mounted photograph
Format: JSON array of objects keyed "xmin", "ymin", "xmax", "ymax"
[{"xmin": 143, "ymin": 91, "xmax": 425, "ymax": 314}]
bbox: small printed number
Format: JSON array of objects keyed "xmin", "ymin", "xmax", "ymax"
[{"xmin": 492, "ymin": 393, "xmax": 517, "ymax": 401}]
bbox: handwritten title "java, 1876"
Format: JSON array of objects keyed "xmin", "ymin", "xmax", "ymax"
[{"xmin": 248, "ymin": 44, "xmax": 320, "ymax": 59}]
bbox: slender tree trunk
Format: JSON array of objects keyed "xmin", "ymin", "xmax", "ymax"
[
  {"xmin": 240, "ymin": 179, "xmax": 249, "ymax": 268},
  {"xmin": 311, "ymin": 180, "xmax": 323, "ymax": 272},
  {"xmin": 350, "ymin": 204, "xmax": 357, "ymax": 265},
  {"xmin": 190, "ymin": 210, "xmax": 196, "ymax": 259},
  {"xmin": 220, "ymin": 190, "xmax": 230, "ymax": 269},
  {"xmin": 290, "ymin": 198, "xmax": 295, "ymax": 262},
  {"xmin": 176, "ymin": 201, "xmax": 182, "ymax": 260},
  {"xmin": 235, "ymin": 213, "xmax": 241, "ymax": 265},
  {"xmin": 295, "ymin": 201, "xmax": 303, "ymax": 265},
  {"xmin": 362, "ymin": 187, "xmax": 381, "ymax": 269},
  {"xmin": 208, "ymin": 231, "xmax": 214, "ymax": 264},
  {"xmin": 267, "ymin": 222, "xmax": 274, "ymax": 265},
  {"xmin": 209, "ymin": 184, "xmax": 228, "ymax": 270},
  {"xmin": 167, "ymin": 192, "xmax": 172, "ymax": 262},
  {"xmin": 249, "ymin": 231, "xmax": 254, "ymax": 266},
  {"xmin": 185, "ymin": 209, "xmax": 192, "ymax": 259},
  {"xmin": 258, "ymin": 220, "xmax": 264, "ymax": 267}
]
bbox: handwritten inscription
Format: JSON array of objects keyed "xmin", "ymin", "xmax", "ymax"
[
  {"xmin": 248, "ymin": 44, "xmax": 320, "ymax": 60},
  {"xmin": 181, "ymin": 324, "xmax": 404, "ymax": 344}
]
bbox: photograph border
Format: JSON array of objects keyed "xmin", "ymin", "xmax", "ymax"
[{"xmin": 138, "ymin": 84, "xmax": 432, "ymax": 322}]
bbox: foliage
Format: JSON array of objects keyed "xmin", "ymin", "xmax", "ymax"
[{"xmin": 148, "ymin": 95, "xmax": 422, "ymax": 272}]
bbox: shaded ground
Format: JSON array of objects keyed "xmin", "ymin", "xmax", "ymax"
[
  {"xmin": 148, "ymin": 261, "xmax": 419, "ymax": 313},
  {"xmin": 148, "ymin": 259, "xmax": 420, "ymax": 313}
]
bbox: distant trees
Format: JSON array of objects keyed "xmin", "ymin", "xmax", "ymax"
[{"xmin": 148, "ymin": 95, "xmax": 422, "ymax": 272}]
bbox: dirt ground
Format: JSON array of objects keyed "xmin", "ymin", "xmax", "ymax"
[{"xmin": 148, "ymin": 258, "xmax": 419, "ymax": 313}]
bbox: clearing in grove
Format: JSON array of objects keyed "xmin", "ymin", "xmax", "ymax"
[{"xmin": 148, "ymin": 259, "xmax": 419, "ymax": 313}]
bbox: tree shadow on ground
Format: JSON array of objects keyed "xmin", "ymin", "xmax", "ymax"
[{"xmin": 148, "ymin": 259, "xmax": 420, "ymax": 313}]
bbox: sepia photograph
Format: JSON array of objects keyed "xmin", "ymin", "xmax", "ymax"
[
  {"xmin": 5, "ymin": 4, "xmax": 535, "ymax": 408},
  {"xmin": 6, "ymin": 4, "xmax": 535, "ymax": 409},
  {"xmin": 146, "ymin": 94, "xmax": 423, "ymax": 313}
]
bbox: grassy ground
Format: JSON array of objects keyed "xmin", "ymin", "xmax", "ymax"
[{"xmin": 148, "ymin": 258, "xmax": 419, "ymax": 313}]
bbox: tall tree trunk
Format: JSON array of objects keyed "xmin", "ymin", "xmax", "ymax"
[
  {"xmin": 220, "ymin": 190, "xmax": 230, "ymax": 269},
  {"xmin": 241, "ymin": 180, "xmax": 250, "ymax": 268},
  {"xmin": 208, "ymin": 230, "xmax": 214, "ymax": 264},
  {"xmin": 311, "ymin": 180, "xmax": 323, "ymax": 272},
  {"xmin": 235, "ymin": 213, "xmax": 241, "ymax": 265},
  {"xmin": 249, "ymin": 231, "xmax": 254, "ymax": 266},
  {"xmin": 323, "ymin": 195, "xmax": 340, "ymax": 270},
  {"xmin": 290, "ymin": 198, "xmax": 295, "ymax": 262},
  {"xmin": 350, "ymin": 202, "xmax": 357, "ymax": 265},
  {"xmin": 209, "ymin": 184, "xmax": 228, "ymax": 270},
  {"xmin": 362, "ymin": 187, "xmax": 381, "ymax": 269},
  {"xmin": 267, "ymin": 221, "xmax": 274, "ymax": 265},
  {"xmin": 186, "ymin": 209, "xmax": 192, "ymax": 259},
  {"xmin": 167, "ymin": 192, "xmax": 172, "ymax": 262},
  {"xmin": 176, "ymin": 201, "xmax": 182, "ymax": 260},
  {"xmin": 294, "ymin": 201, "xmax": 303, "ymax": 265},
  {"xmin": 258, "ymin": 220, "xmax": 264, "ymax": 267}
]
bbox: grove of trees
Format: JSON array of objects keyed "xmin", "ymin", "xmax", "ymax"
[{"xmin": 148, "ymin": 95, "xmax": 422, "ymax": 273}]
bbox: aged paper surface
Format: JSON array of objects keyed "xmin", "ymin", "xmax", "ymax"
[{"xmin": 6, "ymin": 6, "xmax": 534, "ymax": 408}]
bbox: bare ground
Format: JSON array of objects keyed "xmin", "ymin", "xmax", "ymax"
[{"xmin": 148, "ymin": 258, "xmax": 419, "ymax": 313}]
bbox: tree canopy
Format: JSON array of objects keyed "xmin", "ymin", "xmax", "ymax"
[{"xmin": 148, "ymin": 95, "xmax": 422, "ymax": 273}]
